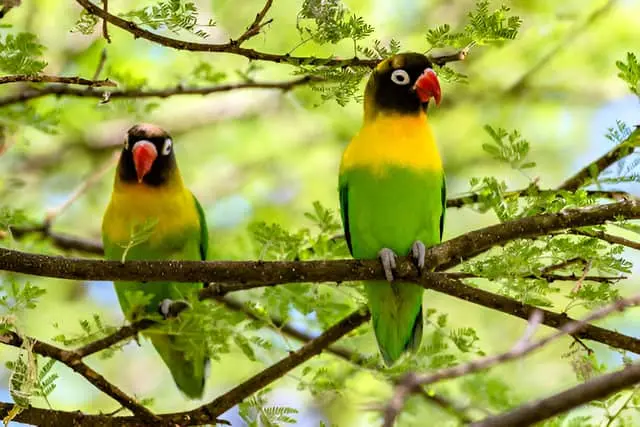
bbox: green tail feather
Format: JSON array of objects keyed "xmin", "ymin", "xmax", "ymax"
[
  {"xmin": 365, "ymin": 281, "xmax": 424, "ymax": 366},
  {"xmin": 151, "ymin": 335, "xmax": 208, "ymax": 399}
]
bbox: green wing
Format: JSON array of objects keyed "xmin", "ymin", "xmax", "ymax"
[
  {"xmin": 192, "ymin": 192, "xmax": 209, "ymax": 262},
  {"xmin": 439, "ymin": 175, "xmax": 446, "ymax": 241},
  {"xmin": 338, "ymin": 182, "xmax": 353, "ymax": 255}
]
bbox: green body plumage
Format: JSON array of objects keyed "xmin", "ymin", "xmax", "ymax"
[
  {"xmin": 339, "ymin": 53, "xmax": 446, "ymax": 365},
  {"xmin": 102, "ymin": 124, "xmax": 209, "ymax": 398}
]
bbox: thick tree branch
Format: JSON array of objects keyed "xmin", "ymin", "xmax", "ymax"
[
  {"xmin": 0, "ymin": 74, "xmax": 116, "ymax": 86},
  {"xmin": 383, "ymin": 293, "xmax": 640, "ymax": 426},
  {"xmin": 1, "ymin": 201, "xmax": 637, "ymax": 283},
  {"xmin": 470, "ymin": 363, "xmax": 640, "ymax": 427},
  {"xmin": 161, "ymin": 309, "xmax": 370, "ymax": 425},
  {"xmin": 0, "ymin": 403, "xmax": 152, "ymax": 427},
  {"xmin": 0, "ymin": 332, "xmax": 162, "ymax": 424},
  {"xmin": 558, "ymin": 127, "xmax": 640, "ymax": 191},
  {"xmin": 0, "ymin": 76, "xmax": 319, "ymax": 108},
  {"xmin": 74, "ymin": 0, "xmax": 466, "ymax": 68}
]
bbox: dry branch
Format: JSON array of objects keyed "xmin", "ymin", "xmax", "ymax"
[
  {"xmin": 0, "ymin": 76, "xmax": 320, "ymax": 108},
  {"xmin": 0, "ymin": 332, "xmax": 162, "ymax": 424},
  {"xmin": 471, "ymin": 363, "xmax": 640, "ymax": 427},
  {"xmin": 1, "ymin": 201, "xmax": 637, "ymax": 283},
  {"xmin": 74, "ymin": 0, "xmax": 466, "ymax": 68},
  {"xmin": 558, "ymin": 127, "xmax": 640, "ymax": 191},
  {"xmin": 0, "ymin": 74, "xmax": 115, "ymax": 86},
  {"xmin": 383, "ymin": 292, "xmax": 640, "ymax": 426},
  {"xmin": 163, "ymin": 309, "xmax": 370, "ymax": 425}
]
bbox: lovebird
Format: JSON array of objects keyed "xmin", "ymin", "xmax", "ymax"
[
  {"xmin": 339, "ymin": 53, "xmax": 446, "ymax": 365},
  {"xmin": 102, "ymin": 123, "xmax": 209, "ymax": 398}
]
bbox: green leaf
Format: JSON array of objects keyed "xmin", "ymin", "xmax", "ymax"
[
  {"xmin": 616, "ymin": 52, "xmax": 640, "ymax": 96},
  {"xmin": 0, "ymin": 32, "xmax": 47, "ymax": 74}
]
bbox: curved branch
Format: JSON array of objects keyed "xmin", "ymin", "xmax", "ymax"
[
  {"xmin": 558, "ymin": 127, "xmax": 640, "ymax": 191},
  {"xmin": 163, "ymin": 309, "xmax": 370, "ymax": 425},
  {"xmin": 0, "ymin": 76, "xmax": 319, "ymax": 108},
  {"xmin": 74, "ymin": 0, "xmax": 465, "ymax": 68},
  {"xmin": 0, "ymin": 74, "xmax": 116, "ymax": 86},
  {"xmin": 0, "ymin": 332, "xmax": 162, "ymax": 424},
  {"xmin": 383, "ymin": 292, "xmax": 640, "ymax": 426},
  {"xmin": 0, "ymin": 403, "xmax": 150, "ymax": 427},
  {"xmin": 235, "ymin": 0, "xmax": 273, "ymax": 45},
  {"xmin": 471, "ymin": 363, "xmax": 640, "ymax": 427}
]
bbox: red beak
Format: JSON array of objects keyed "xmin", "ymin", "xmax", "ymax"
[
  {"xmin": 132, "ymin": 140, "xmax": 157, "ymax": 183},
  {"xmin": 414, "ymin": 68, "xmax": 442, "ymax": 106}
]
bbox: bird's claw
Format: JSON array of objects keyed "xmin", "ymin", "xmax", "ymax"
[
  {"xmin": 158, "ymin": 299, "xmax": 191, "ymax": 319},
  {"xmin": 410, "ymin": 240, "xmax": 426, "ymax": 273},
  {"xmin": 378, "ymin": 248, "xmax": 397, "ymax": 282}
]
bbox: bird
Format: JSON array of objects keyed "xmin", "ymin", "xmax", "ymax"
[
  {"xmin": 338, "ymin": 52, "xmax": 446, "ymax": 366},
  {"xmin": 102, "ymin": 123, "xmax": 209, "ymax": 398}
]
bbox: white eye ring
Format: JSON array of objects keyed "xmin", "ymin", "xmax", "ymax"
[
  {"xmin": 161, "ymin": 138, "xmax": 172, "ymax": 155},
  {"xmin": 390, "ymin": 69, "xmax": 411, "ymax": 86}
]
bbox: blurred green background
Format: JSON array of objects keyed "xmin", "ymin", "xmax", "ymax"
[{"xmin": 1, "ymin": 0, "xmax": 640, "ymax": 425}]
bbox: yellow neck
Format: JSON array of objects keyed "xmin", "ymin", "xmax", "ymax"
[
  {"xmin": 340, "ymin": 111, "xmax": 442, "ymax": 174},
  {"xmin": 103, "ymin": 172, "xmax": 199, "ymax": 246}
]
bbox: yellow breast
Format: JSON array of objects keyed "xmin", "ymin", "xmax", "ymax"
[
  {"xmin": 340, "ymin": 112, "xmax": 442, "ymax": 175},
  {"xmin": 102, "ymin": 179, "xmax": 199, "ymax": 246}
]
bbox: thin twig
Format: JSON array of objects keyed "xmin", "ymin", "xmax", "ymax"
[
  {"xmin": 5, "ymin": 225, "xmax": 104, "ymax": 254},
  {"xmin": 234, "ymin": 0, "xmax": 273, "ymax": 45},
  {"xmin": 506, "ymin": 0, "xmax": 618, "ymax": 95},
  {"xmin": 44, "ymin": 152, "xmax": 119, "ymax": 227},
  {"xmin": 0, "ymin": 76, "xmax": 320, "ymax": 108},
  {"xmin": 567, "ymin": 228, "xmax": 640, "ymax": 250},
  {"xmin": 101, "ymin": 0, "xmax": 111, "ymax": 43},
  {"xmin": 0, "ymin": 74, "xmax": 116, "ymax": 86},
  {"xmin": 446, "ymin": 188, "xmax": 632, "ymax": 209},
  {"xmin": 571, "ymin": 260, "xmax": 592, "ymax": 293},
  {"xmin": 539, "ymin": 257, "xmax": 587, "ymax": 273},
  {"xmin": 73, "ymin": 319, "xmax": 155, "ymax": 359},
  {"xmin": 447, "ymin": 271, "xmax": 623, "ymax": 284},
  {"xmin": 383, "ymin": 293, "xmax": 640, "ymax": 425},
  {"xmin": 91, "ymin": 48, "xmax": 108, "ymax": 81}
]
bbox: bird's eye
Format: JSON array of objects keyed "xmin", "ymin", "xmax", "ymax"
[
  {"xmin": 161, "ymin": 138, "xmax": 172, "ymax": 155},
  {"xmin": 123, "ymin": 138, "xmax": 129, "ymax": 150},
  {"xmin": 390, "ymin": 69, "xmax": 411, "ymax": 86}
]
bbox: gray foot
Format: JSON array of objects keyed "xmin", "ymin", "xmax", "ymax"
[
  {"xmin": 378, "ymin": 248, "xmax": 397, "ymax": 282},
  {"xmin": 410, "ymin": 240, "xmax": 426, "ymax": 272},
  {"xmin": 158, "ymin": 299, "xmax": 191, "ymax": 319}
]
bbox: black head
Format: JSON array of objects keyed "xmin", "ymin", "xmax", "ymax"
[
  {"xmin": 117, "ymin": 123, "xmax": 177, "ymax": 187},
  {"xmin": 365, "ymin": 52, "xmax": 442, "ymax": 118}
]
